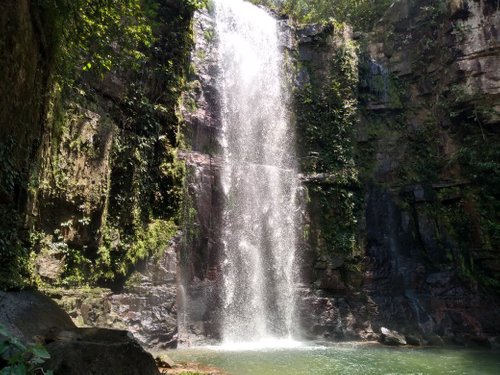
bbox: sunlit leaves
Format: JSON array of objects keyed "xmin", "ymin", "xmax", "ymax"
[
  {"xmin": 37, "ymin": 0, "xmax": 156, "ymax": 80},
  {"xmin": 252, "ymin": 0, "xmax": 393, "ymax": 30}
]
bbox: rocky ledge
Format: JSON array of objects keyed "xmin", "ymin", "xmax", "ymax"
[{"xmin": 0, "ymin": 291, "xmax": 159, "ymax": 375}]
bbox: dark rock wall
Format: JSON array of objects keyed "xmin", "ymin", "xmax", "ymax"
[
  {"xmin": 0, "ymin": 0, "xmax": 57, "ymax": 287},
  {"xmin": 359, "ymin": 0, "xmax": 500, "ymax": 341},
  {"xmin": 178, "ymin": 9, "xmax": 225, "ymax": 343},
  {"xmin": 294, "ymin": 22, "xmax": 378, "ymax": 341},
  {"xmin": 297, "ymin": 0, "xmax": 500, "ymax": 343}
]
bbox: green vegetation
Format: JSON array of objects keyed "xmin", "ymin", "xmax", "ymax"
[
  {"xmin": 308, "ymin": 184, "xmax": 361, "ymax": 257},
  {"xmin": 450, "ymin": 106, "xmax": 500, "ymax": 285},
  {"xmin": 31, "ymin": 0, "xmax": 201, "ymax": 288},
  {"xmin": 296, "ymin": 30, "xmax": 358, "ymax": 173},
  {"xmin": 37, "ymin": 0, "xmax": 155, "ymax": 79},
  {"xmin": 396, "ymin": 115, "xmax": 445, "ymax": 183},
  {"xmin": 0, "ymin": 188, "xmax": 26, "ymax": 290},
  {"xmin": 251, "ymin": 0, "xmax": 393, "ymax": 29},
  {"xmin": 0, "ymin": 324, "xmax": 53, "ymax": 375},
  {"xmin": 295, "ymin": 24, "xmax": 362, "ymax": 257},
  {"xmin": 0, "ymin": 0, "xmax": 206, "ymax": 290}
]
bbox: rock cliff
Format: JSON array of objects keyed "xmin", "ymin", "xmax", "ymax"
[
  {"xmin": 0, "ymin": 0, "xmax": 58, "ymax": 288},
  {"xmin": 181, "ymin": 0, "xmax": 500, "ymax": 345},
  {"xmin": 297, "ymin": 0, "xmax": 500, "ymax": 344},
  {"xmin": 1, "ymin": 0, "xmax": 197, "ymax": 350},
  {"xmin": 1, "ymin": 0, "xmax": 499, "ymax": 352}
]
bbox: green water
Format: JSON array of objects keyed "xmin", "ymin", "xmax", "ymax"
[{"xmin": 168, "ymin": 343, "xmax": 500, "ymax": 375}]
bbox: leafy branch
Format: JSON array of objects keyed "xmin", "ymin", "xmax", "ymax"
[{"xmin": 0, "ymin": 324, "xmax": 53, "ymax": 375}]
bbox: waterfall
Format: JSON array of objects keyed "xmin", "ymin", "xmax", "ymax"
[{"xmin": 214, "ymin": 0, "xmax": 301, "ymax": 344}]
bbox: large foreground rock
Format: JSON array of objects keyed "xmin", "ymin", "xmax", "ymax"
[
  {"xmin": 45, "ymin": 328, "xmax": 160, "ymax": 375},
  {"xmin": 0, "ymin": 290, "xmax": 75, "ymax": 341},
  {"xmin": 0, "ymin": 291, "xmax": 159, "ymax": 375}
]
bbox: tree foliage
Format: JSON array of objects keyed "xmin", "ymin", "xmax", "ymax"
[
  {"xmin": 251, "ymin": 0, "xmax": 394, "ymax": 30},
  {"xmin": 36, "ymin": 0, "xmax": 157, "ymax": 79},
  {"xmin": 0, "ymin": 324, "xmax": 53, "ymax": 375}
]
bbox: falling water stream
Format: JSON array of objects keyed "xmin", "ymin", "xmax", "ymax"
[
  {"xmin": 167, "ymin": 2, "xmax": 500, "ymax": 373},
  {"xmin": 214, "ymin": 0, "xmax": 301, "ymax": 345}
]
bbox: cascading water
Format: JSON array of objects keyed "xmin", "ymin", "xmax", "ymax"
[{"xmin": 214, "ymin": 0, "xmax": 302, "ymax": 345}]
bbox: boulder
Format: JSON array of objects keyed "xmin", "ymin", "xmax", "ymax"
[
  {"xmin": 155, "ymin": 353, "xmax": 176, "ymax": 369},
  {"xmin": 463, "ymin": 335, "xmax": 492, "ymax": 349},
  {"xmin": 489, "ymin": 336, "xmax": 500, "ymax": 349},
  {"xmin": 405, "ymin": 334, "xmax": 422, "ymax": 346},
  {"xmin": 45, "ymin": 328, "xmax": 160, "ymax": 375},
  {"xmin": 0, "ymin": 291, "xmax": 159, "ymax": 375},
  {"xmin": 380, "ymin": 327, "xmax": 407, "ymax": 346},
  {"xmin": 0, "ymin": 291, "xmax": 76, "ymax": 341},
  {"xmin": 424, "ymin": 334, "xmax": 445, "ymax": 346}
]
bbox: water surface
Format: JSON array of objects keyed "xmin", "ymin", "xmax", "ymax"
[{"xmin": 169, "ymin": 343, "xmax": 500, "ymax": 375}]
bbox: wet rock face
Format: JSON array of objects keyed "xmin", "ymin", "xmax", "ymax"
[
  {"xmin": 296, "ymin": 0, "xmax": 500, "ymax": 344},
  {"xmin": 353, "ymin": 0, "xmax": 500, "ymax": 342},
  {"xmin": 179, "ymin": 153, "xmax": 224, "ymax": 343},
  {"xmin": 183, "ymin": 9, "xmax": 221, "ymax": 155},
  {"xmin": 0, "ymin": 291, "xmax": 159, "ymax": 375},
  {"xmin": 362, "ymin": 185, "xmax": 500, "ymax": 340},
  {"xmin": 181, "ymin": 152, "xmax": 224, "ymax": 282},
  {"xmin": 47, "ymin": 243, "xmax": 179, "ymax": 350},
  {"xmin": 176, "ymin": 9, "xmax": 226, "ymax": 344}
]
